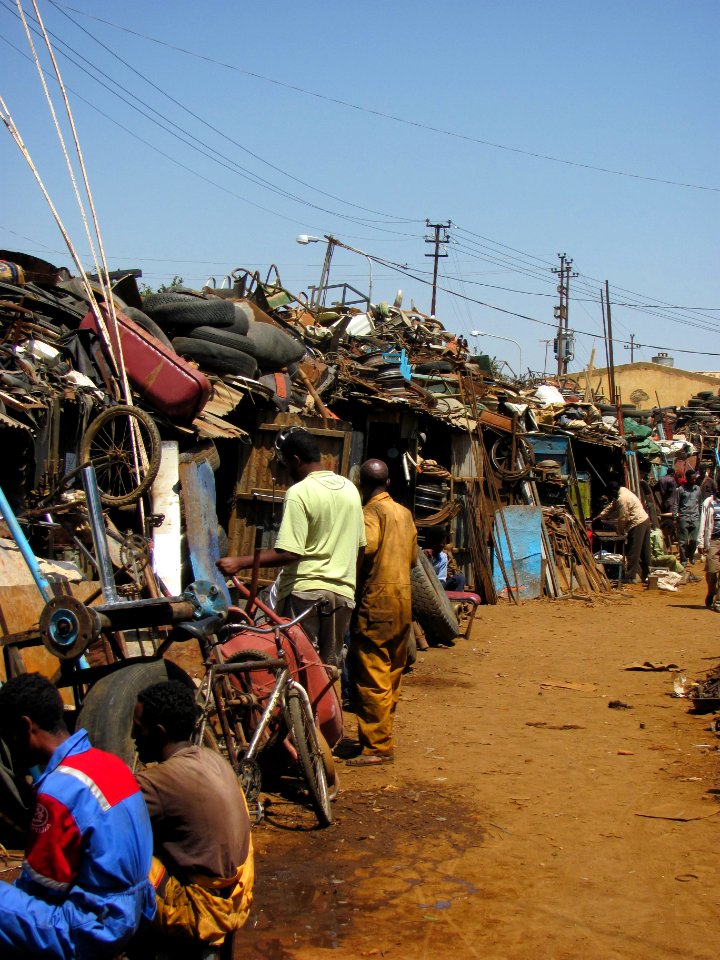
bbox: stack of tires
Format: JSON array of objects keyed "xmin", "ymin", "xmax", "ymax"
[{"xmin": 137, "ymin": 288, "xmax": 305, "ymax": 382}]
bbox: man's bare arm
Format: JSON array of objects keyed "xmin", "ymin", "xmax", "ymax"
[{"xmin": 217, "ymin": 548, "xmax": 300, "ymax": 577}]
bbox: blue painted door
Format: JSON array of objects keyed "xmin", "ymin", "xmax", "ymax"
[{"xmin": 492, "ymin": 506, "xmax": 543, "ymax": 600}]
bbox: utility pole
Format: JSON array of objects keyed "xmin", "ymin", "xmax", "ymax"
[
  {"xmin": 602, "ymin": 281, "xmax": 617, "ymax": 403},
  {"xmin": 624, "ymin": 333, "xmax": 636, "ymax": 363},
  {"xmin": 424, "ymin": 220, "xmax": 451, "ymax": 317},
  {"xmin": 552, "ymin": 253, "xmax": 577, "ymax": 377}
]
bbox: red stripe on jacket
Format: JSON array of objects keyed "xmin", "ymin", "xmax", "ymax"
[
  {"xmin": 60, "ymin": 748, "xmax": 140, "ymax": 807},
  {"xmin": 26, "ymin": 792, "xmax": 82, "ymax": 891}
]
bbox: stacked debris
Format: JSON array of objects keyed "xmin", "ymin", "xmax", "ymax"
[{"xmin": 0, "ymin": 251, "xmax": 625, "ymax": 609}]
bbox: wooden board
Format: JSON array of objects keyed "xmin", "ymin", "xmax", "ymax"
[
  {"xmin": 152, "ymin": 441, "xmax": 182, "ymax": 596},
  {"xmin": 0, "ymin": 582, "xmax": 101, "ymax": 700}
]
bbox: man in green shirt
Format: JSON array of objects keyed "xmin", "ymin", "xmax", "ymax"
[{"xmin": 218, "ymin": 428, "xmax": 366, "ymax": 668}]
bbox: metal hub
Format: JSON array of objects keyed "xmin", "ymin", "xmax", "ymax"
[{"xmin": 39, "ymin": 595, "xmax": 101, "ymax": 660}]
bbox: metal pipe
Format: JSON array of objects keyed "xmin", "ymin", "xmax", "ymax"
[
  {"xmin": 81, "ymin": 465, "xmax": 120, "ymax": 605},
  {"xmin": 0, "ymin": 485, "xmax": 53, "ymax": 601}
]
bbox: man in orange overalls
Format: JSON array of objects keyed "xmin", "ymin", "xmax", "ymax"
[{"xmin": 347, "ymin": 459, "xmax": 417, "ymax": 766}]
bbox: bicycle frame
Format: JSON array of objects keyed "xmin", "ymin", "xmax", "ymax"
[
  {"xmin": 201, "ymin": 606, "xmax": 335, "ymax": 824},
  {"xmin": 220, "ymin": 617, "xmax": 342, "ymax": 752}
]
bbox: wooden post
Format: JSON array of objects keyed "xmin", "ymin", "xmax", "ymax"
[{"xmin": 584, "ymin": 347, "xmax": 596, "ymax": 403}]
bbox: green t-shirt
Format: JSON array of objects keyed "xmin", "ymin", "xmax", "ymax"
[{"xmin": 274, "ymin": 471, "xmax": 366, "ymax": 601}]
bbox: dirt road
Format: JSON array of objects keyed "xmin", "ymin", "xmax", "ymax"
[{"xmin": 240, "ymin": 577, "xmax": 720, "ymax": 960}]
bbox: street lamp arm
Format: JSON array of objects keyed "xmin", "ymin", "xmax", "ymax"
[{"xmin": 470, "ymin": 330, "xmax": 523, "ymax": 375}]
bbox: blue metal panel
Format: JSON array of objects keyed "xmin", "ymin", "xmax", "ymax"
[
  {"xmin": 525, "ymin": 434, "xmax": 570, "ymax": 474},
  {"xmin": 179, "ymin": 460, "xmax": 232, "ymax": 606},
  {"xmin": 493, "ymin": 505, "xmax": 543, "ymax": 601}
]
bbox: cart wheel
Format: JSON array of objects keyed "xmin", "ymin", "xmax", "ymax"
[
  {"xmin": 80, "ymin": 405, "xmax": 161, "ymax": 507},
  {"xmin": 490, "ymin": 435, "xmax": 534, "ymax": 480}
]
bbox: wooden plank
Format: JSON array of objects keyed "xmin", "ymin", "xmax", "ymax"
[
  {"xmin": 152, "ymin": 442, "xmax": 182, "ymax": 596},
  {"xmin": 0, "ymin": 582, "xmax": 101, "ymax": 698},
  {"xmin": 479, "ymin": 409, "xmax": 514, "ymax": 432}
]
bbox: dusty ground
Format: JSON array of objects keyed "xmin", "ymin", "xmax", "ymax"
[{"xmin": 240, "ymin": 574, "xmax": 720, "ymax": 960}]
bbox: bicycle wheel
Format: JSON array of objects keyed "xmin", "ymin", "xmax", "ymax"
[
  {"xmin": 490, "ymin": 435, "xmax": 534, "ymax": 481},
  {"xmin": 80, "ymin": 405, "xmax": 161, "ymax": 506},
  {"xmin": 225, "ymin": 649, "xmax": 280, "ymax": 750},
  {"xmin": 286, "ymin": 687, "xmax": 332, "ymax": 827}
]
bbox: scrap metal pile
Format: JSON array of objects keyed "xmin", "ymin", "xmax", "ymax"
[{"xmin": 0, "ymin": 252, "xmax": 623, "ymax": 606}]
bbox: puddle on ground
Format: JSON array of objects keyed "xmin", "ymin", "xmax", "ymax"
[{"xmin": 243, "ymin": 783, "xmax": 485, "ymax": 954}]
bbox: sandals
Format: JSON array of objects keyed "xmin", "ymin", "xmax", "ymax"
[{"xmin": 345, "ymin": 753, "xmax": 394, "ymax": 767}]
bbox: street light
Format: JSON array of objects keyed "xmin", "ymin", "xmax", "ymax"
[
  {"xmin": 296, "ymin": 233, "xmax": 373, "ymax": 309},
  {"xmin": 470, "ymin": 329, "xmax": 523, "ymax": 377}
]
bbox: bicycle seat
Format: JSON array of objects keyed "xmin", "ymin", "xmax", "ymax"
[{"xmin": 171, "ymin": 616, "xmax": 224, "ymax": 643}]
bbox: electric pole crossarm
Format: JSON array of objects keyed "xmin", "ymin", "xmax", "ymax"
[{"xmin": 424, "ymin": 219, "xmax": 451, "ymax": 317}]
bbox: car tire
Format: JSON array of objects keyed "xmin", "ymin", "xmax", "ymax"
[
  {"xmin": 171, "ymin": 337, "xmax": 258, "ymax": 377},
  {"xmin": 147, "ymin": 299, "xmax": 237, "ymax": 330},
  {"xmin": 77, "ymin": 660, "xmax": 194, "ymax": 766},
  {"xmin": 246, "ymin": 321, "xmax": 306, "ymax": 368},
  {"xmin": 189, "ymin": 325, "xmax": 257, "ymax": 356},
  {"xmin": 410, "ymin": 552, "xmax": 459, "ymax": 645}
]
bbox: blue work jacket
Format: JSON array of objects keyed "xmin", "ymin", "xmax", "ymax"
[{"xmin": 0, "ymin": 728, "xmax": 155, "ymax": 958}]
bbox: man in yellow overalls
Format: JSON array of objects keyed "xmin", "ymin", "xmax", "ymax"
[
  {"xmin": 130, "ymin": 680, "xmax": 254, "ymax": 954},
  {"xmin": 347, "ymin": 460, "xmax": 417, "ymax": 766}
]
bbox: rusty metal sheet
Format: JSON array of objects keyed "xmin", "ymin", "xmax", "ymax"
[{"xmin": 0, "ymin": 411, "xmax": 32, "ymax": 432}]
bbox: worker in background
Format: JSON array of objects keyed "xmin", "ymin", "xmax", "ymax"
[
  {"xmin": 424, "ymin": 527, "xmax": 466, "ymax": 591},
  {"xmin": 699, "ymin": 483, "xmax": 720, "ymax": 611},
  {"xmin": 347, "ymin": 459, "xmax": 417, "ymax": 766},
  {"xmin": 218, "ymin": 427, "xmax": 366, "ymax": 671},
  {"xmin": 700, "ymin": 466, "xmax": 715, "ymax": 500},
  {"xmin": 657, "ymin": 464, "xmax": 678, "ymax": 550},
  {"xmin": 676, "ymin": 468, "xmax": 702, "ymax": 565},
  {"xmin": 130, "ymin": 680, "xmax": 253, "ymax": 954},
  {"xmin": 650, "ymin": 526, "xmax": 699, "ymax": 580},
  {"xmin": 594, "ymin": 480, "xmax": 651, "ymax": 584},
  {"xmin": 0, "ymin": 673, "xmax": 155, "ymax": 958}
]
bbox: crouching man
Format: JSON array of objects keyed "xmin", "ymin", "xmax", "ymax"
[
  {"xmin": 0, "ymin": 673, "xmax": 155, "ymax": 958},
  {"xmin": 131, "ymin": 680, "xmax": 254, "ymax": 953}
]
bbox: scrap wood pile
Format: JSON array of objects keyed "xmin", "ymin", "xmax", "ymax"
[{"xmin": 542, "ymin": 507, "xmax": 611, "ymax": 596}]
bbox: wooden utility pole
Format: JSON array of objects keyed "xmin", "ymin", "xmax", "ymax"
[
  {"xmin": 424, "ymin": 220, "xmax": 451, "ymax": 317},
  {"xmin": 603, "ymin": 281, "xmax": 617, "ymax": 402},
  {"xmin": 584, "ymin": 347, "xmax": 596, "ymax": 402}
]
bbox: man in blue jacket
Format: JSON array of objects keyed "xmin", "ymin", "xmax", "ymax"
[{"xmin": 0, "ymin": 673, "xmax": 155, "ymax": 958}]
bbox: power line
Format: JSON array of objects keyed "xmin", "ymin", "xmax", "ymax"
[
  {"xmin": 0, "ymin": 4, "xmax": 422, "ymax": 240},
  {"xmin": 54, "ymin": 3, "xmax": 720, "ymax": 194},
  {"xmin": 46, "ymin": 0, "xmax": 423, "ymax": 227},
  {"xmin": 364, "ymin": 253, "xmax": 720, "ymax": 357}
]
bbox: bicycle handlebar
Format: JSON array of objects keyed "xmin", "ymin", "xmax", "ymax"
[{"xmin": 225, "ymin": 604, "xmax": 314, "ymax": 636}]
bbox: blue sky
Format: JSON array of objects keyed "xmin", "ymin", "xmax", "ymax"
[{"xmin": 1, "ymin": 0, "xmax": 717, "ymax": 376}]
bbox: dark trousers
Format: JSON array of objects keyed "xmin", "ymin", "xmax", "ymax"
[
  {"xmin": 625, "ymin": 518, "xmax": 651, "ymax": 581},
  {"xmin": 444, "ymin": 572, "xmax": 467, "ymax": 592},
  {"xmin": 677, "ymin": 519, "xmax": 700, "ymax": 564}
]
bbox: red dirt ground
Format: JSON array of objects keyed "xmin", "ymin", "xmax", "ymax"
[{"xmin": 239, "ymin": 574, "xmax": 720, "ymax": 960}]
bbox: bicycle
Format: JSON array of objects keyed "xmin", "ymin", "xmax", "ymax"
[{"xmin": 194, "ymin": 597, "xmax": 339, "ymax": 828}]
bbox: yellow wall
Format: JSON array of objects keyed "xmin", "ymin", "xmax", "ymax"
[{"xmin": 580, "ymin": 362, "xmax": 720, "ymax": 408}]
